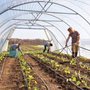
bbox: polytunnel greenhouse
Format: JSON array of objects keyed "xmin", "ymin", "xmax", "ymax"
[{"xmin": 0, "ymin": 0, "xmax": 90, "ymax": 90}]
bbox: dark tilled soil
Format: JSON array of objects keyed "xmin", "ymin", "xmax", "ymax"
[
  {"xmin": 24, "ymin": 54, "xmax": 63, "ymax": 90},
  {"xmin": 0, "ymin": 57, "xmax": 25, "ymax": 90}
]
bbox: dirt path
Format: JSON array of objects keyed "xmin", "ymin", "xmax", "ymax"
[
  {"xmin": 24, "ymin": 55, "xmax": 63, "ymax": 90},
  {"xmin": 0, "ymin": 57, "xmax": 25, "ymax": 90}
]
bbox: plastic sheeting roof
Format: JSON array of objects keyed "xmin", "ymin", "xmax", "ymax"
[{"xmin": 0, "ymin": 0, "xmax": 90, "ymax": 57}]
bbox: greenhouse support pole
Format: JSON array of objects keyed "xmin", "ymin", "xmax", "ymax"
[{"xmin": 2, "ymin": 40, "xmax": 9, "ymax": 51}]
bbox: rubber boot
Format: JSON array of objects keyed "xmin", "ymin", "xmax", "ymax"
[
  {"xmin": 75, "ymin": 52, "xmax": 78, "ymax": 57},
  {"xmin": 72, "ymin": 52, "xmax": 75, "ymax": 58},
  {"xmin": 82, "ymin": 87, "xmax": 89, "ymax": 90}
]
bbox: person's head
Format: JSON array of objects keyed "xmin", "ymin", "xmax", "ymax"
[
  {"xmin": 18, "ymin": 43, "xmax": 20, "ymax": 46},
  {"xmin": 67, "ymin": 27, "xmax": 75, "ymax": 33},
  {"xmin": 50, "ymin": 43, "xmax": 53, "ymax": 46},
  {"xmin": 17, "ymin": 43, "xmax": 20, "ymax": 47}
]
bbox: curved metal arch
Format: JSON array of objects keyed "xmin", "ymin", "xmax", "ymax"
[
  {"xmin": 0, "ymin": 19, "xmax": 57, "ymax": 44},
  {"xmin": 16, "ymin": 22, "xmax": 64, "ymax": 48},
  {"xmin": 1, "ymin": 19, "xmax": 64, "ymax": 49},
  {"xmin": 72, "ymin": 0, "xmax": 90, "ymax": 6},
  {"xmin": 0, "ymin": 28, "xmax": 15, "ymax": 52},
  {"xmin": 18, "ymin": 21, "xmax": 70, "ymax": 52},
  {"xmin": 0, "ymin": 12, "xmax": 69, "ymax": 40},
  {"xmin": 0, "ymin": 13, "xmax": 70, "ymax": 27},
  {"xmin": 66, "ymin": 0, "xmax": 90, "ymax": 17},
  {"xmin": 0, "ymin": 1, "xmax": 52, "ymax": 15},
  {"xmin": 0, "ymin": 16, "xmax": 66, "ymax": 41},
  {"xmin": 4, "ymin": 11, "xmax": 90, "ymax": 42},
  {"xmin": 1, "ymin": 21, "xmax": 64, "ymax": 49},
  {"xmin": 2, "ymin": 11, "xmax": 90, "ymax": 41},
  {"xmin": 37, "ymin": 20, "xmax": 67, "ymax": 39},
  {"xmin": 36, "ymin": 13, "xmax": 70, "ymax": 26},
  {"xmin": 30, "ymin": 13, "xmax": 67, "ymax": 39},
  {"xmin": 0, "ymin": 12, "xmax": 28, "ymax": 27},
  {"xmin": 2, "ymin": 17, "xmax": 67, "ymax": 40},
  {"xmin": 0, "ymin": 1, "xmax": 90, "ymax": 26},
  {"xmin": 61, "ymin": 13, "xmax": 90, "ymax": 36},
  {"xmin": 0, "ymin": 21, "xmax": 28, "ymax": 36},
  {"xmin": 2, "ymin": 12, "xmax": 89, "ymax": 42}
]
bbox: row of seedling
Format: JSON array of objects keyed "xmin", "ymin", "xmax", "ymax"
[{"xmin": 29, "ymin": 52, "xmax": 90, "ymax": 89}]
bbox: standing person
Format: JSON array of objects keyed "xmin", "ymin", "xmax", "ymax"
[
  {"xmin": 9, "ymin": 43, "xmax": 22, "ymax": 57},
  {"xmin": 65, "ymin": 27, "xmax": 80, "ymax": 58}
]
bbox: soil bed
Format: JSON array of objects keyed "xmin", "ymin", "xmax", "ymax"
[
  {"xmin": 0, "ymin": 57, "xmax": 25, "ymax": 90},
  {"xmin": 24, "ymin": 54, "xmax": 63, "ymax": 90}
]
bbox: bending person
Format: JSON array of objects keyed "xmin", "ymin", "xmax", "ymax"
[
  {"xmin": 43, "ymin": 41, "xmax": 53, "ymax": 53},
  {"xmin": 47, "ymin": 43, "xmax": 53, "ymax": 53},
  {"xmin": 9, "ymin": 43, "xmax": 22, "ymax": 57}
]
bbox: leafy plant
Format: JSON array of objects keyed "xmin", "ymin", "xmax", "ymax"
[
  {"xmin": 70, "ymin": 59, "xmax": 76, "ymax": 66},
  {"xmin": 64, "ymin": 66, "xmax": 70, "ymax": 74},
  {"xmin": 19, "ymin": 55, "xmax": 39, "ymax": 90}
]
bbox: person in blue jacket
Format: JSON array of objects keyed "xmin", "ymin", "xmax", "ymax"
[{"xmin": 9, "ymin": 43, "xmax": 22, "ymax": 57}]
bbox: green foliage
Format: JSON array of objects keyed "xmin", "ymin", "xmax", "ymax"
[
  {"xmin": 29, "ymin": 51, "xmax": 90, "ymax": 88},
  {"xmin": 76, "ymin": 81, "xmax": 81, "ymax": 85},
  {"xmin": 33, "ymin": 87, "xmax": 39, "ymax": 90},
  {"xmin": 19, "ymin": 55, "xmax": 38, "ymax": 90},
  {"xmin": 70, "ymin": 59, "xmax": 76, "ymax": 65},
  {"xmin": 64, "ymin": 66, "xmax": 70, "ymax": 74},
  {"xmin": 0, "ymin": 52, "xmax": 7, "ymax": 61}
]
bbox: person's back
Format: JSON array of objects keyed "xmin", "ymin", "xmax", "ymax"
[
  {"xmin": 9, "ymin": 43, "xmax": 21, "ymax": 57},
  {"xmin": 10, "ymin": 44, "xmax": 17, "ymax": 50}
]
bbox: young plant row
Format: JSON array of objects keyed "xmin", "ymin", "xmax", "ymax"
[
  {"xmin": 42, "ymin": 53, "xmax": 90, "ymax": 71},
  {"xmin": 0, "ymin": 52, "xmax": 8, "ymax": 61},
  {"xmin": 42, "ymin": 53, "xmax": 69, "ymax": 63},
  {"xmin": 29, "ymin": 52, "xmax": 90, "ymax": 89},
  {"xmin": 19, "ymin": 55, "xmax": 39, "ymax": 90},
  {"xmin": 52, "ymin": 52, "xmax": 90, "ymax": 63}
]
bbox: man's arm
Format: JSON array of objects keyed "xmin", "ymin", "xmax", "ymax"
[
  {"xmin": 18, "ymin": 47, "xmax": 24, "ymax": 55},
  {"xmin": 65, "ymin": 35, "xmax": 70, "ymax": 47}
]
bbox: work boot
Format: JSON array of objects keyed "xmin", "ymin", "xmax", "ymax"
[
  {"xmin": 72, "ymin": 52, "xmax": 75, "ymax": 58},
  {"xmin": 75, "ymin": 52, "xmax": 78, "ymax": 57},
  {"xmin": 82, "ymin": 87, "xmax": 89, "ymax": 90}
]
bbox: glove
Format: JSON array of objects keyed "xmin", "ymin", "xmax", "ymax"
[{"xmin": 65, "ymin": 44, "xmax": 67, "ymax": 47}]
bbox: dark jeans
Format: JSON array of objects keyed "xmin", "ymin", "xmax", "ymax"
[{"xmin": 43, "ymin": 45, "xmax": 47, "ymax": 52}]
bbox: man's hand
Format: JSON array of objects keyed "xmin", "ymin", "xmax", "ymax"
[
  {"xmin": 65, "ymin": 44, "xmax": 67, "ymax": 47},
  {"xmin": 74, "ymin": 42, "xmax": 79, "ymax": 45}
]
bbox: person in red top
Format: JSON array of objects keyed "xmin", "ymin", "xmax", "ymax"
[{"xmin": 65, "ymin": 27, "xmax": 80, "ymax": 58}]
